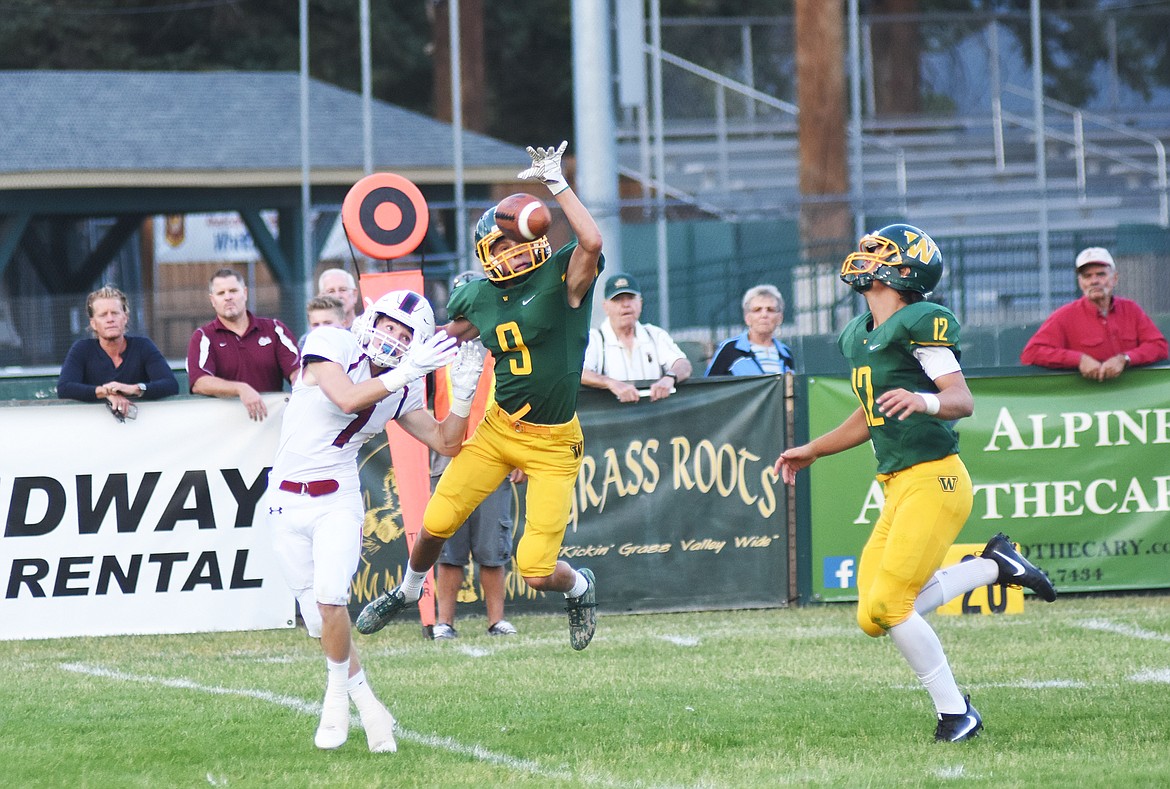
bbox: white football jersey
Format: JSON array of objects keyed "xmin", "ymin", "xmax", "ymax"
[{"xmin": 269, "ymin": 325, "xmax": 424, "ymax": 491}]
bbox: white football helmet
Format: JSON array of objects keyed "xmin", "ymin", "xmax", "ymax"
[{"xmin": 352, "ymin": 289, "xmax": 436, "ymax": 368}]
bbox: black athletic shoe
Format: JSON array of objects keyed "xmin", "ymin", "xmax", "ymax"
[
  {"xmin": 934, "ymin": 696, "xmax": 983, "ymax": 743},
  {"xmin": 565, "ymin": 568, "xmax": 597, "ymax": 651},
  {"xmin": 356, "ymin": 586, "xmax": 409, "ymax": 634},
  {"xmin": 983, "ymin": 532, "xmax": 1057, "ymax": 602}
]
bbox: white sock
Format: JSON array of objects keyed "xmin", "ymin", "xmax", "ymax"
[
  {"xmin": 325, "ymin": 657, "xmax": 349, "ymax": 695},
  {"xmin": 399, "ymin": 566, "xmax": 427, "ymax": 601},
  {"xmin": 888, "ymin": 612, "xmax": 967, "ymax": 715},
  {"xmin": 347, "ymin": 669, "xmax": 382, "ymax": 715},
  {"xmin": 564, "ymin": 569, "xmax": 588, "ymax": 599},
  {"xmin": 916, "ymin": 557, "xmax": 1000, "ymax": 615}
]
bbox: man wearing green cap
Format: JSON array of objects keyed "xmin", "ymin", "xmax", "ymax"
[{"xmin": 581, "ymin": 272, "xmax": 692, "ymax": 403}]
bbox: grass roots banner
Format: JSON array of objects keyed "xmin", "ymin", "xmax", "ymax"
[{"xmin": 355, "ymin": 376, "xmax": 792, "ymax": 617}]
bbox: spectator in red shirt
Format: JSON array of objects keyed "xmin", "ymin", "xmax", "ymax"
[
  {"xmin": 186, "ymin": 268, "xmax": 300, "ymax": 420},
  {"xmin": 1020, "ymin": 247, "xmax": 1167, "ymax": 381}
]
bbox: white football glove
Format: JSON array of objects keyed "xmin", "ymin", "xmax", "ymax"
[
  {"xmin": 402, "ymin": 330, "xmax": 459, "ymax": 378},
  {"xmin": 517, "ymin": 140, "xmax": 570, "ymax": 195},
  {"xmin": 380, "ymin": 330, "xmax": 458, "ymax": 393},
  {"xmin": 449, "ymin": 340, "xmax": 487, "ymax": 402}
]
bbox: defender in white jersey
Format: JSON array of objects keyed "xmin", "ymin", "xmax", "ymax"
[{"xmin": 266, "ymin": 289, "xmax": 484, "ymax": 753}]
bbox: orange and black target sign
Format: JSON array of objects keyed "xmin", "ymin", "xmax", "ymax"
[{"xmin": 341, "ymin": 173, "xmax": 429, "ymax": 259}]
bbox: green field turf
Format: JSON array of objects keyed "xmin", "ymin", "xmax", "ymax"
[{"xmin": 2, "ymin": 593, "xmax": 1167, "ymax": 788}]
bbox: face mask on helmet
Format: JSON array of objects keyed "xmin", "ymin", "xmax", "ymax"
[
  {"xmin": 840, "ymin": 223, "xmax": 943, "ymax": 296},
  {"xmin": 474, "ymin": 207, "xmax": 551, "ymax": 283},
  {"xmin": 353, "ymin": 289, "xmax": 435, "ymax": 368}
]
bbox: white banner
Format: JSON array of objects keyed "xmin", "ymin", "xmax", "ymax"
[
  {"xmin": 0, "ymin": 396, "xmax": 295, "ymax": 640},
  {"xmin": 153, "ymin": 212, "xmax": 351, "ymax": 264}
]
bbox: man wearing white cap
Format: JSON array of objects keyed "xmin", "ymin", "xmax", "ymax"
[{"xmin": 1020, "ymin": 246, "xmax": 1167, "ymax": 380}]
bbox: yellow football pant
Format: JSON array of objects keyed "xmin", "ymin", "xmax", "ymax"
[
  {"xmin": 424, "ymin": 404, "xmax": 584, "ymax": 578},
  {"xmin": 856, "ymin": 454, "xmax": 973, "ymax": 637}
]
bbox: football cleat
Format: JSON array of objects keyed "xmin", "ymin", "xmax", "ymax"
[
  {"xmin": 934, "ymin": 696, "xmax": 983, "ymax": 743},
  {"xmin": 983, "ymin": 532, "xmax": 1057, "ymax": 602},
  {"xmin": 487, "ymin": 619, "xmax": 518, "ymax": 636},
  {"xmin": 565, "ymin": 568, "xmax": 597, "ymax": 651},
  {"xmin": 356, "ymin": 586, "xmax": 409, "ymax": 635},
  {"xmin": 314, "ymin": 690, "xmax": 350, "ymax": 750},
  {"xmin": 431, "ymin": 623, "xmax": 458, "ymax": 640}
]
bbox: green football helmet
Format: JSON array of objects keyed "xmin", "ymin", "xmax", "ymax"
[
  {"xmin": 474, "ymin": 206, "xmax": 551, "ymax": 283},
  {"xmin": 840, "ymin": 223, "xmax": 943, "ymax": 296}
]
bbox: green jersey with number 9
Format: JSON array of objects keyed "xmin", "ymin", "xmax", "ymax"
[
  {"xmin": 448, "ymin": 240, "xmax": 603, "ymax": 425},
  {"xmin": 838, "ymin": 300, "xmax": 962, "ymax": 474}
]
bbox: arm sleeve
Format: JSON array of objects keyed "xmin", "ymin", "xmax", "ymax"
[
  {"xmin": 582, "ymin": 329, "xmax": 603, "ymax": 373},
  {"xmin": 186, "ymin": 328, "xmax": 212, "ymax": 392},
  {"xmin": 1126, "ymin": 308, "xmax": 1169, "ymax": 367},
  {"xmin": 913, "ymin": 346, "xmax": 962, "ymax": 380},
  {"xmin": 447, "ymin": 282, "xmax": 473, "ymax": 323},
  {"xmin": 273, "ymin": 319, "xmax": 301, "ymax": 382},
  {"xmin": 302, "ymin": 326, "xmax": 350, "ymax": 365},
  {"xmin": 139, "ymin": 338, "xmax": 180, "ymax": 399},
  {"xmin": 649, "ymin": 325, "xmax": 686, "ymax": 371},
  {"xmin": 1019, "ymin": 311, "xmax": 1083, "ymax": 369},
  {"xmin": 57, "ymin": 342, "xmax": 99, "ymax": 402},
  {"xmin": 704, "ymin": 339, "xmax": 736, "ymax": 377},
  {"xmin": 777, "ymin": 341, "xmax": 796, "ymax": 373}
]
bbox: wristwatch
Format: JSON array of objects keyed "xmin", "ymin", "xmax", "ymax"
[
  {"xmin": 663, "ymin": 371, "xmax": 678, "ymax": 381},
  {"xmin": 137, "ymin": 383, "xmax": 147, "ymax": 394}
]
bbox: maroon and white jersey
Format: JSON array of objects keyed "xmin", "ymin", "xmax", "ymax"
[{"xmin": 269, "ymin": 326, "xmax": 423, "ymax": 492}]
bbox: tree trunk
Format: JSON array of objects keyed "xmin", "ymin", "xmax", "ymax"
[
  {"xmin": 430, "ymin": 0, "xmax": 486, "ymax": 132},
  {"xmin": 795, "ymin": 0, "xmax": 850, "ymax": 251}
]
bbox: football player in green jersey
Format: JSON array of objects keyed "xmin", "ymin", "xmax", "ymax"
[
  {"xmin": 358, "ymin": 141, "xmax": 604, "ymax": 651},
  {"xmin": 774, "ymin": 223, "xmax": 1056, "ymax": 742}
]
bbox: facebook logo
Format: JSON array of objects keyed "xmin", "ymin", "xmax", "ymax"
[{"xmin": 824, "ymin": 556, "xmax": 856, "ymax": 589}]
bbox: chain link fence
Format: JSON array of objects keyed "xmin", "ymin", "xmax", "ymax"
[{"xmin": 5, "ymin": 6, "xmax": 1170, "ymax": 376}]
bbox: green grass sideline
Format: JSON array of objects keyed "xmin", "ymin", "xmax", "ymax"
[{"xmin": 1, "ymin": 594, "xmax": 1167, "ymax": 788}]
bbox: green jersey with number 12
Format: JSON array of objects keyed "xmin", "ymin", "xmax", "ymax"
[{"xmin": 838, "ymin": 300, "xmax": 962, "ymax": 474}]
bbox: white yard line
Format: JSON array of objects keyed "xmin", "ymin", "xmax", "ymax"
[
  {"xmin": 61, "ymin": 662, "xmax": 320, "ymax": 715},
  {"xmin": 58, "ymin": 662, "xmax": 664, "ymax": 789},
  {"xmin": 1076, "ymin": 618, "xmax": 1170, "ymax": 643},
  {"xmin": 1129, "ymin": 668, "xmax": 1170, "ymax": 684}
]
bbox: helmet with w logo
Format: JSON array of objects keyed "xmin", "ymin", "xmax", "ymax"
[
  {"xmin": 840, "ymin": 223, "xmax": 943, "ymax": 296},
  {"xmin": 474, "ymin": 206, "xmax": 551, "ymax": 283}
]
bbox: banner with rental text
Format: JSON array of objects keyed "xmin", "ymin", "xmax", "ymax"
[
  {"xmin": 0, "ymin": 396, "xmax": 294, "ymax": 641},
  {"xmin": 808, "ymin": 367, "xmax": 1170, "ymax": 602}
]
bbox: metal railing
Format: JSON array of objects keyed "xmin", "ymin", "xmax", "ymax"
[
  {"xmin": 994, "ymin": 83, "xmax": 1168, "ymax": 226},
  {"xmin": 625, "ymin": 47, "xmax": 908, "ymax": 211}
]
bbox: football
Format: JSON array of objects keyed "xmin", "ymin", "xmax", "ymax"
[{"xmin": 494, "ymin": 193, "xmax": 552, "ymax": 241}]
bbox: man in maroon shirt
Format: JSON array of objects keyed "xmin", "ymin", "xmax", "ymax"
[
  {"xmin": 1020, "ymin": 247, "xmax": 1167, "ymax": 381},
  {"xmin": 186, "ymin": 268, "xmax": 301, "ymax": 420}
]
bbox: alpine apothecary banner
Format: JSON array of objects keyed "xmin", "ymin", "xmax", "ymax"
[
  {"xmin": 354, "ymin": 376, "xmax": 792, "ymax": 617},
  {"xmin": 809, "ymin": 367, "xmax": 1170, "ymax": 602},
  {"xmin": 0, "ymin": 397, "xmax": 294, "ymax": 640}
]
